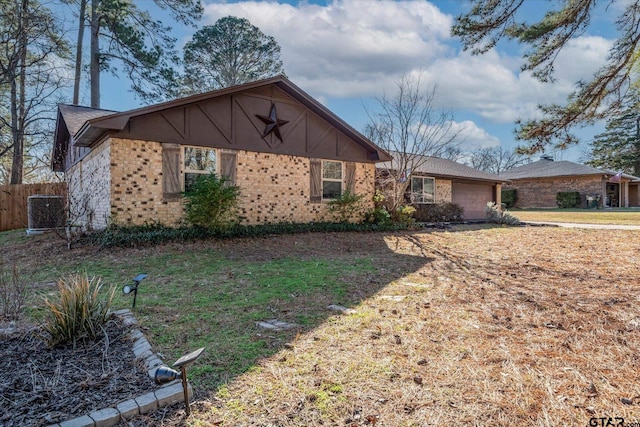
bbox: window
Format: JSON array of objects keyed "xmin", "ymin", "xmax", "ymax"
[
  {"xmin": 411, "ymin": 176, "xmax": 435, "ymax": 204},
  {"xmin": 184, "ymin": 146, "xmax": 217, "ymax": 192},
  {"xmin": 322, "ymin": 160, "xmax": 342, "ymax": 199}
]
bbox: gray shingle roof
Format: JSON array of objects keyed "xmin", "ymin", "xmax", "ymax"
[
  {"xmin": 378, "ymin": 153, "xmax": 506, "ymax": 183},
  {"xmin": 58, "ymin": 104, "xmax": 117, "ymax": 136},
  {"xmin": 499, "ymin": 158, "xmax": 631, "ymax": 180}
]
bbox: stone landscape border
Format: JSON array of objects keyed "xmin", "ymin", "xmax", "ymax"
[{"xmin": 49, "ymin": 309, "xmax": 191, "ymax": 427}]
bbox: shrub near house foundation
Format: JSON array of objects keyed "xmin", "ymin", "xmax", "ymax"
[
  {"xmin": 501, "ymin": 189, "xmax": 517, "ymax": 209},
  {"xmin": 556, "ymin": 191, "xmax": 581, "ymax": 208},
  {"xmin": 413, "ymin": 202, "xmax": 464, "ymax": 223},
  {"xmin": 183, "ymin": 174, "xmax": 241, "ymax": 229}
]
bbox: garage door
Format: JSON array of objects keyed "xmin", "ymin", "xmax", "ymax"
[{"xmin": 452, "ymin": 183, "xmax": 494, "ymax": 220}]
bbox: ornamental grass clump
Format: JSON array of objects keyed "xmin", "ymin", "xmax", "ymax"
[
  {"xmin": 41, "ymin": 273, "xmax": 116, "ymax": 348},
  {"xmin": 485, "ymin": 201, "xmax": 521, "ymax": 225}
]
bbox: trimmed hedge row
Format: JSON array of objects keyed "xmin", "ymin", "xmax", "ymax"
[
  {"xmin": 412, "ymin": 202, "xmax": 464, "ymax": 223},
  {"xmin": 87, "ymin": 221, "xmax": 411, "ymax": 248},
  {"xmin": 556, "ymin": 191, "xmax": 581, "ymax": 208}
]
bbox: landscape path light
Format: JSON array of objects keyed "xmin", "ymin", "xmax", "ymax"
[
  {"xmin": 154, "ymin": 347, "xmax": 206, "ymax": 416},
  {"xmin": 122, "ymin": 273, "xmax": 147, "ymax": 308}
]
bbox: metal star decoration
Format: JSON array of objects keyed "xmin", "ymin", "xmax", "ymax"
[{"xmin": 256, "ymin": 103, "xmax": 289, "ymax": 142}]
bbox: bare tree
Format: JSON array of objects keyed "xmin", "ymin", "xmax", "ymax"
[
  {"xmin": 365, "ymin": 74, "xmax": 463, "ymax": 214},
  {"xmin": 468, "ymin": 146, "xmax": 530, "ymax": 175},
  {"xmin": 0, "ymin": 0, "xmax": 69, "ymax": 184},
  {"xmin": 440, "ymin": 145, "xmax": 465, "ymax": 162}
]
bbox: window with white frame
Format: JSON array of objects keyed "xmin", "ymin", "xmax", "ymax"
[
  {"xmin": 184, "ymin": 146, "xmax": 217, "ymax": 192},
  {"xmin": 411, "ymin": 176, "xmax": 435, "ymax": 204},
  {"xmin": 322, "ymin": 160, "xmax": 343, "ymax": 200}
]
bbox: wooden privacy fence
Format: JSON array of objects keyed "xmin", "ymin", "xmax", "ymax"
[{"xmin": 0, "ymin": 183, "xmax": 67, "ymax": 232}]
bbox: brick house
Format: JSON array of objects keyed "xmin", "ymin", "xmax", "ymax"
[
  {"xmin": 52, "ymin": 76, "xmax": 391, "ymax": 230},
  {"xmin": 500, "ymin": 156, "xmax": 640, "ymax": 208},
  {"xmin": 377, "ymin": 154, "xmax": 507, "ymax": 220}
]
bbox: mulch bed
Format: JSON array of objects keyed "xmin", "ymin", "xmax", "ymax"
[{"xmin": 0, "ymin": 317, "xmax": 156, "ymax": 427}]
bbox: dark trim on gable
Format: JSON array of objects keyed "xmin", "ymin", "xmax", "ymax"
[{"xmin": 71, "ymin": 76, "xmax": 391, "ymax": 163}]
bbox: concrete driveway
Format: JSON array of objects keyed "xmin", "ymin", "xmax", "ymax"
[{"xmin": 523, "ymin": 221, "xmax": 640, "ymax": 230}]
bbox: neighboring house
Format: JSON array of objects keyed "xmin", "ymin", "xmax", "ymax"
[
  {"xmin": 377, "ymin": 154, "xmax": 508, "ymax": 220},
  {"xmin": 52, "ymin": 76, "xmax": 391, "ymax": 230},
  {"xmin": 500, "ymin": 155, "xmax": 640, "ymax": 208}
]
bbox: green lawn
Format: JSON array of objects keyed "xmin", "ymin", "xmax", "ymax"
[
  {"xmin": 4, "ymin": 230, "xmax": 415, "ymax": 391},
  {"xmin": 508, "ymin": 208, "xmax": 640, "ymax": 225}
]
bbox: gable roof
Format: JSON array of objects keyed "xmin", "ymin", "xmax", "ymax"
[
  {"xmin": 378, "ymin": 153, "xmax": 507, "ymax": 183},
  {"xmin": 499, "ymin": 158, "xmax": 636, "ymax": 180},
  {"xmin": 53, "ymin": 76, "xmax": 390, "ymax": 166},
  {"xmin": 52, "ymin": 105, "xmax": 118, "ymax": 171},
  {"xmin": 59, "ymin": 104, "xmax": 117, "ymax": 135}
]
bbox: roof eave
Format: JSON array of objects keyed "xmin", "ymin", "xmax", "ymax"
[{"xmin": 71, "ymin": 76, "xmax": 391, "ymax": 161}]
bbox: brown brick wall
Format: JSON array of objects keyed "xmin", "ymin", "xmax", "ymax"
[
  {"xmin": 236, "ymin": 151, "xmax": 374, "ymax": 223},
  {"xmin": 109, "ymin": 138, "xmax": 183, "ymax": 226},
  {"xmin": 435, "ymin": 179, "xmax": 451, "ymax": 203},
  {"xmin": 106, "ymin": 138, "xmax": 376, "ymax": 227},
  {"xmin": 503, "ymin": 176, "xmax": 604, "ymax": 208}
]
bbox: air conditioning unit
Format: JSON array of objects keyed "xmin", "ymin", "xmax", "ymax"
[{"xmin": 27, "ymin": 195, "xmax": 66, "ymax": 235}]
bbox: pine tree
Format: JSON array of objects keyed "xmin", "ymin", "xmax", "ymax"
[
  {"xmin": 587, "ymin": 89, "xmax": 640, "ymax": 175},
  {"xmin": 182, "ymin": 16, "xmax": 285, "ymax": 94},
  {"xmin": 452, "ymin": 0, "xmax": 640, "ymax": 153},
  {"xmin": 66, "ymin": 0, "xmax": 203, "ymax": 107}
]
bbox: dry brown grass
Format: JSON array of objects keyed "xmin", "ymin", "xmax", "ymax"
[{"xmin": 184, "ymin": 226, "xmax": 640, "ymax": 426}]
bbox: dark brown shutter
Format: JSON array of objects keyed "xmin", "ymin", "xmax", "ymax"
[
  {"xmin": 220, "ymin": 150, "xmax": 237, "ymax": 185},
  {"xmin": 345, "ymin": 162, "xmax": 356, "ymax": 194},
  {"xmin": 162, "ymin": 143, "xmax": 181, "ymax": 199},
  {"xmin": 310, "ymin": 158, "xmax": 321, "ymax": 203}
]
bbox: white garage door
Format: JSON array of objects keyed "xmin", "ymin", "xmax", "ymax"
[{"xmin": 452, "ymin": 183, "xmax": 494, "ymax": 220}]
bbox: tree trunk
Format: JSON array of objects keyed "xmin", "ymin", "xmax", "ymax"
[
  {"xmin": 73, "ymin": 0, "xmax": 87, "ymax": 105},
  {"xmin": 10, "ymin": 0, "xmax": 28, "ymax": 184},
  {"xmin": 634, "ymin": 116, "xmax": 640, "ymax": 177},
  {"xmin": 90, "ymin": 0, "xmax": 100, "ymax": 108}
]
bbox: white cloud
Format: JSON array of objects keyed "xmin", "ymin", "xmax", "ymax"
[
  {"xmin": 201, "ymin": 0, "xmax": 452, "ymax": 97},
  {"xmin": 451, "ymin": 120, "xmax": 501, "ymax": 151},
  {"xmin": 195, "ymin": 0, "xmax": 614, "ymax": 155},
  {"xmin": 553, "ymin": 36, "xmax": 612, "ymax": 86}
]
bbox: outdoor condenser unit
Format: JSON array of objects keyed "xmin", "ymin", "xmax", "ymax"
[{"xmin": 26, "ymin": 195, "xmax": 65, "ymax": 235}]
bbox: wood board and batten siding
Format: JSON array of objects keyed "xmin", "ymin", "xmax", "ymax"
[{"xmin": 0, "ymin": 183, "xmax": 67, "ymax": 231}]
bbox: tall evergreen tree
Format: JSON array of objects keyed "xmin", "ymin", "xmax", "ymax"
[
  {"xmin": 587, "ymin": 88, "xmax": 640, "ymax": 175},
  {"xmin": 67, "ymin": 0, "xmax": 203, "ymax": 107},
  {"xmin": 452, "ymin": 0, "xmax": 640, "ymax": 154},
  {"xmin": 182, "ymin": 16, "xmax": 285, "ymax": 93}
]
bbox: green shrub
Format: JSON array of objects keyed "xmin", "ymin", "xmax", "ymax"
[
  {"xmin": 485, "ymin": 202, "xmax": 521, "ymax": 225},
  {"xmin": 365, "ymin": 190, "xmax": 392, "ymax": 225},
  {"xmin": 183, "ymin": 173, "xmax": 241, "ymax": 229},
  {"xmin": 326, "ymin": 190, "xmax": 366, "ymax": 223},
  {"xmin": 393, "ymin": 205, "xmax": 416, "ymax": 225},
  {"xmin": 413, "ymin": 202, "xmax": 464, "ymax": 223},
  {"xmin": 41, "ymin": 273, "xmax": 116, "ymax": 348},
  {"xmin": 556, "ymin": 191, "xmax": 581, "ymax": 208},
  {"xmin": 501, "ymin": 189, "xmax": 517, "ymax": 209}
]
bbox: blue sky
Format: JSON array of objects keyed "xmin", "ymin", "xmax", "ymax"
[{"xmin": 93, "ymin": 0, "xmax": 621, "ymax": 163}]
